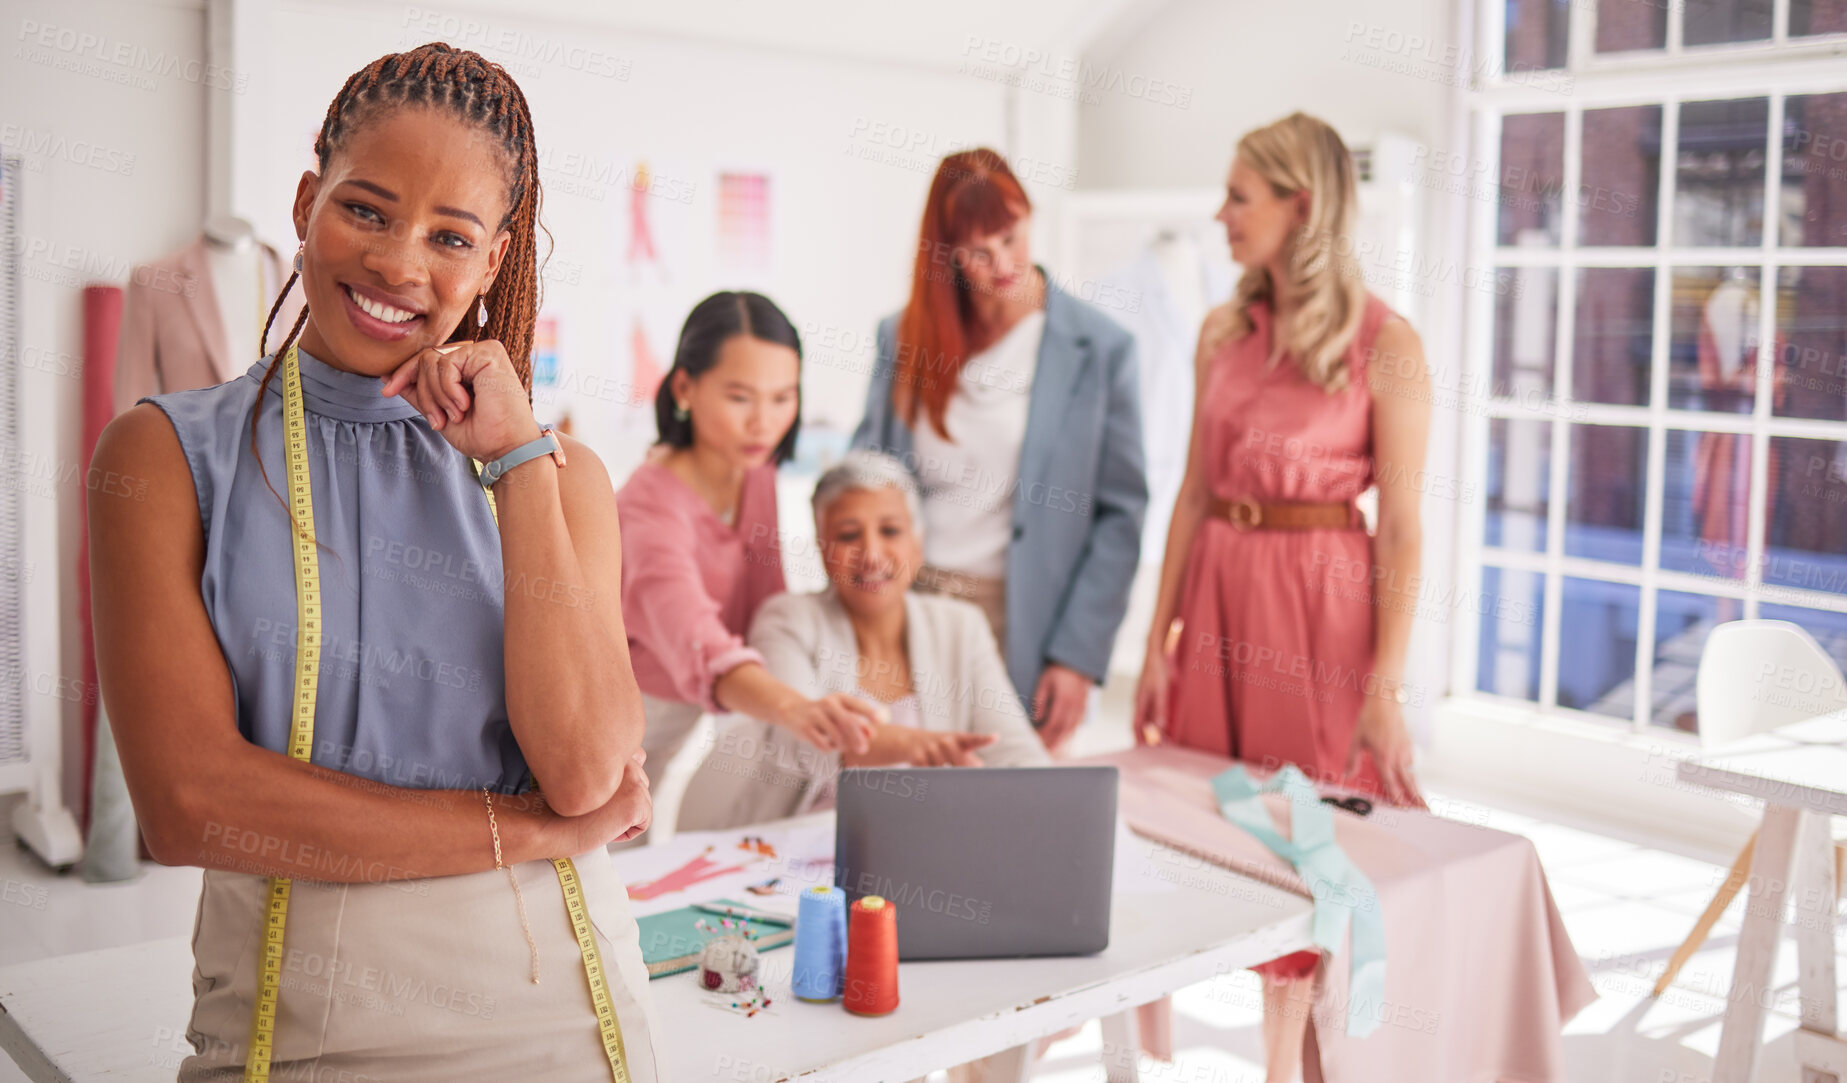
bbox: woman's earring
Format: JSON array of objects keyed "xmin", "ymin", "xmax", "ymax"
[
  {"xmin": 674, "ymin": 401, "xmax": 690, "ymax": 422},
  {"xmin": 292, "ymin": 245, "xmax": 303, "ymax": 275},
  {"xmin": 475, "ymin": 293, "xmax": 489, "ymax": 328}
]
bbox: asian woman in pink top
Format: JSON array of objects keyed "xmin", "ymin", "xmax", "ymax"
[{"xmin": 617, "ymin": 292, "xmax": 879, "ymax": 807}]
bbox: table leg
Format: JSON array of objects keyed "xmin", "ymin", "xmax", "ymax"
[
  {"xmin": 1792, "ymin": 809, "xmax": 1840, "ymax": 1081},
  {"xmin": 1099, "ymin": 1010, "xmax": 1143, "ymax": 1083},
  {"xmin": 942, "ymin": 1045, "xmax": 1035, "ymax": 1083},
  {"xmin": 1713, "ymin": 804, "xmax": 1801, "ymax": 1083}
]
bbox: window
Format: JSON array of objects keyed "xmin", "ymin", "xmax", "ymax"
[{"xmin": 1464, "ymin": 2, "xmax": 1847, "ymax": 737}]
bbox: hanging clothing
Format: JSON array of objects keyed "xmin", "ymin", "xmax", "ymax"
[{"xmin": 115, "ymin": 236, "xmax": 297, "ymax": 413}]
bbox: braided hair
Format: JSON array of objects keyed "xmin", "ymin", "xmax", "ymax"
[{"xmin": 248, "ymin": 42, "xmax": 548, "ymax": 547}]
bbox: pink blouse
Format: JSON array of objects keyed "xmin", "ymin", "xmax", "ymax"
[{"xmin": 616, "ymin": 460, "xmax": 786, "ymax": 710}]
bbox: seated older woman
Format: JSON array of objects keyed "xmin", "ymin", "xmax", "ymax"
[{"xmin": 677, "ymin": 450, "xmax": 1049, "ymax": 831}]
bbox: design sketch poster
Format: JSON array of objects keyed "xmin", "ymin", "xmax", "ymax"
[{"xmin": 716, "ymin": 172, "xmax": 771, "ymax": 275}]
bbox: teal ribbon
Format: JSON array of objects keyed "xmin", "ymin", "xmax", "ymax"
[{"xmin": 1211, "ymin": 764, "xmax": 1387, "ymax": 1038}]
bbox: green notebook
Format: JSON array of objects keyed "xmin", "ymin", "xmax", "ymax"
[{"xmin": 636, "ymin": 900, "xmax": 795, "ymax": 979}]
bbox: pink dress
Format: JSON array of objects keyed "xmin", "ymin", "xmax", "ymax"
[{"xmin": 1166, "ymin": 294, "xmax": 1399, "ymax": 979}]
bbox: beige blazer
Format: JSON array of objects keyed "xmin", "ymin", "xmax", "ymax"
[
  {"xmin": 114, "ymin": 237, "xmax": 298, "ymax": 414},
  {"xmin": 676, "ymin": 588, "xmax": 1051, "ymax": 831}
]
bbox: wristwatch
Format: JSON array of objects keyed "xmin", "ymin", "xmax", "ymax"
[{"xmin": 478, "ymin": 427, "xmax": 567, "ymax": 488}]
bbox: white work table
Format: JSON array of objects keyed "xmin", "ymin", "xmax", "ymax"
[
  {"xmin": 1675, "ymin": 710, "xmax": 1847, "ymax": 1083},
  {"xmin": 0, "ymin": 816, "xmax": 1313, "ymax": 1082}
]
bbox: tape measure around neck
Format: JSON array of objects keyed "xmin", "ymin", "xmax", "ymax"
[{"xmin": 243, "ymin": 346, "xmax": 629, "ymax": 1083}]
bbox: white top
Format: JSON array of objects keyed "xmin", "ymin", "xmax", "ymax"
[
  {"xmin": 206, "ymin": 242, "xmax": 265, "ymax": 368},
  {"xmin": 911, "ymin": 310, "xmax": 1046, "ymax": 578}
]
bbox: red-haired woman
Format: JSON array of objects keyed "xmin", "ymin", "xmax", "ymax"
[
  {"xmin": 89, "ymin": 45, "xmax": 661, "ymax": 1080},
  {"xmin": 853, "ymin": 149, "xmax": 1148, "ymax": 754},
  {"xmin": 1136, "ymin": 112, "xmax": 1432, "ymax": 1083}
]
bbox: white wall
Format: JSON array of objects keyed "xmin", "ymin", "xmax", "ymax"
[
  {"xmin": 226, "ymin": 0, "xmax": 1018, "ymax": 471},
  {"xmin": 4, "ymin": 0, "xmax": 210, "ymax": 817},
  {"xmin": 1077, "ymin": 0, "xmax": 1457, "ymax": 191}
]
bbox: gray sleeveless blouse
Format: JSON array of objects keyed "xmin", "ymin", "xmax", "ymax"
[{"xmin": 141, "ymin": 345, "xmax": 530, "ymax": 792}]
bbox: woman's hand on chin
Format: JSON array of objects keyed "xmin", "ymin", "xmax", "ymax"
[{"xmin": 381, "ymin": 338, "xmax": 541, "ymax": 462}]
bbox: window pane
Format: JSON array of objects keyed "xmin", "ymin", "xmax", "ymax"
[
  {"xmin": 1494, "ymin": 268, "xmax": 1558, "ymax": 397},
  {"xmin": 1648, "ymin": 592, "xmax": 1741, "ymax": 734},
  {"xmin": 1664, "ymin": 428, "xmax": 1751, "ymax": 579},
  {"xmin": 1765, "ymin": 436, "xmax": 1847, "ymax": 596},
  {"xmin": 1781, "ymin": 94, "xmax": 1847, "ymax": 249},
  {"xmin": 1775, "ymin": 266, "xmax": 1847, "ymax": 422},
  {"xmin": 1499, "ymin": 113, "xmax": 1566, "ymax": 245},
  {"xmin": 1682, "ymin": 0, "xmax": 1773, "ymax": 44},
  {"xmin": 1487, "ymin": 418, "xmax": 1551, "ymax": 551},
  {"xmin": 1789, "ymin": 0, "xmax": 1847, "ymax": 36},
  {"xmin": 1580, "ymin": 106, "xmax": 1662, "ymax": 246},
  {"xmin": 1477, "ymin": 567, "xmax": 1546, "ymax": 700},
  {"xmin": 1558, "ymin": 577, "xmax": 1639, "ymax": 721},
  {"xmin": 1596, "ymin": 0, "xmax": 1668, "ymax": 51},
  {"xmin": 1756, "ymin": 603, "xmax": 1847, "ymax": 685},
  {"xmin": 1575, "ymin": 267, "xmax": 1655, "ymax": 406},
  {"xmin": 1669, "ymin": 267, "xmax": 1758, "ymax": 413},
  {"xmin": 1674, "ymin": 98, "xmax": 1768, "ymax": 248},
  {"xmin": 1567, "ymin": 424, "xmax": 1647, "ymax": 565},
  {"xmin": 1504, "ymin": 0, "xmax": 1569, "ymax": 72}
]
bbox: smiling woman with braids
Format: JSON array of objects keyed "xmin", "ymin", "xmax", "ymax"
[{"xmin": 86, "ymin": 44, "xmax": 662, "ymax": 1081}]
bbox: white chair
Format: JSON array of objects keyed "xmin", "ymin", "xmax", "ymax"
[{"xmin": 1653, "ymin": 619, "xmax": 1847, "ymax": 997}]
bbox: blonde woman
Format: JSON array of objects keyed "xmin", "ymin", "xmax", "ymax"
[{"xmin": 1133, "ymin": 112, "xmax": 1431, "ymax": 1082}]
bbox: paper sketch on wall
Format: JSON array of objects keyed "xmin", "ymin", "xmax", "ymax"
[
  {"xmin": 628, "ymin": 160, "xmax": 664, "ymax": 277},
  {"xmin": 717, "ymin": 172, "xmax": 771, "ymax": 275},
  {"xmin": 631, "ymin": 315, "xmax": 665, "ymax": 405},
  {"xmin": 532, "ymin": 313, "xmax": 560, "ymax": 389}
]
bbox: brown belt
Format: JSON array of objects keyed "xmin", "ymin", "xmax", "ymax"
[{"xmin": 1207, "ymin": 495, "xmax": 1361, "ymax": 531}]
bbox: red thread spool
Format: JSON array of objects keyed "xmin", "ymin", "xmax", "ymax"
[{"xmin": 843, "ymin": 895, "xmax": 899, "ymax": 1016}]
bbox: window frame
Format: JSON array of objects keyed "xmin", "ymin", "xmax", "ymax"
[{"xmin": 1455, "ymin": 2, "xmax": 1847, "ymax": 741}]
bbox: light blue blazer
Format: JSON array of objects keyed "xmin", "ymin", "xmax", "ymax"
[{"xmin": 851, "ymin": 269, "xmax": 1148, "ymax": 708}]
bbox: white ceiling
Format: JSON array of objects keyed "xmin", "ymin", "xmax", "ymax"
[{"xmin": 370, "ymin": 0, "xmax": 1169, "ymax": 72}]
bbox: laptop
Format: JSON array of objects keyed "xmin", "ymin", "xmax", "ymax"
[{"xmin": 833, "ymin": 766, "xmax": 1118, "ymax": 960}]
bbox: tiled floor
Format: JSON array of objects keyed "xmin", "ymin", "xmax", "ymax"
[{"xmin": 3, "ymin": 741, "xmax": 1842, "ymax": 1082}]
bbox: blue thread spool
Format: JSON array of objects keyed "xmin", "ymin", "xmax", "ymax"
[{"xmin": 792, "ymin": 885, "xmax": 847, "ymax": 1002}]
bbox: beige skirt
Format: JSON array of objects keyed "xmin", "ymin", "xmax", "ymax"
[{"xmin": 179, "ymin": 848, "xmax": 664, "ymax": 1082}]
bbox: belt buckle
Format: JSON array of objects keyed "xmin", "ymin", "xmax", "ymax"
[{"xmin": 1227, "ymin": 498, "xmax": 1263, "ymax": 531}]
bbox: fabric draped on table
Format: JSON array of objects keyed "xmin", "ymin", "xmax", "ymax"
[{"xmin": 1081, "ymin": 745, "xmax": 1596, "ymax": 1083}]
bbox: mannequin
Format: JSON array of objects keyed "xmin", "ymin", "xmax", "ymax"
[
  {"xmin": 112, "ymin": 218, "xmax": 299, "ymax": 413},
  {"xmin": 203, "ymin": 215, "xmax": 270, "ymax": 364},
  {"xmin": 1701, "ymin": 266, "xmax": 1757, "ymax": 383}
]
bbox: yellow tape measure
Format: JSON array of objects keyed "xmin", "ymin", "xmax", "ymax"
[
  {"xmin": 554, "ymin": 856, "xmax": 633, "ymax": 1083},
  {"xmin": 479, "ymin": 462, "xmax": 632, "ymax": 1083},
  {"xmin": 244, "ymin": 345, "xmax": 628, "ymax": 1081}
]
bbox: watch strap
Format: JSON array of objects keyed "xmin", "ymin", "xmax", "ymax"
[{"xmin": 479, "ymin": 428, "xmax": 564, "ymax": 488}]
